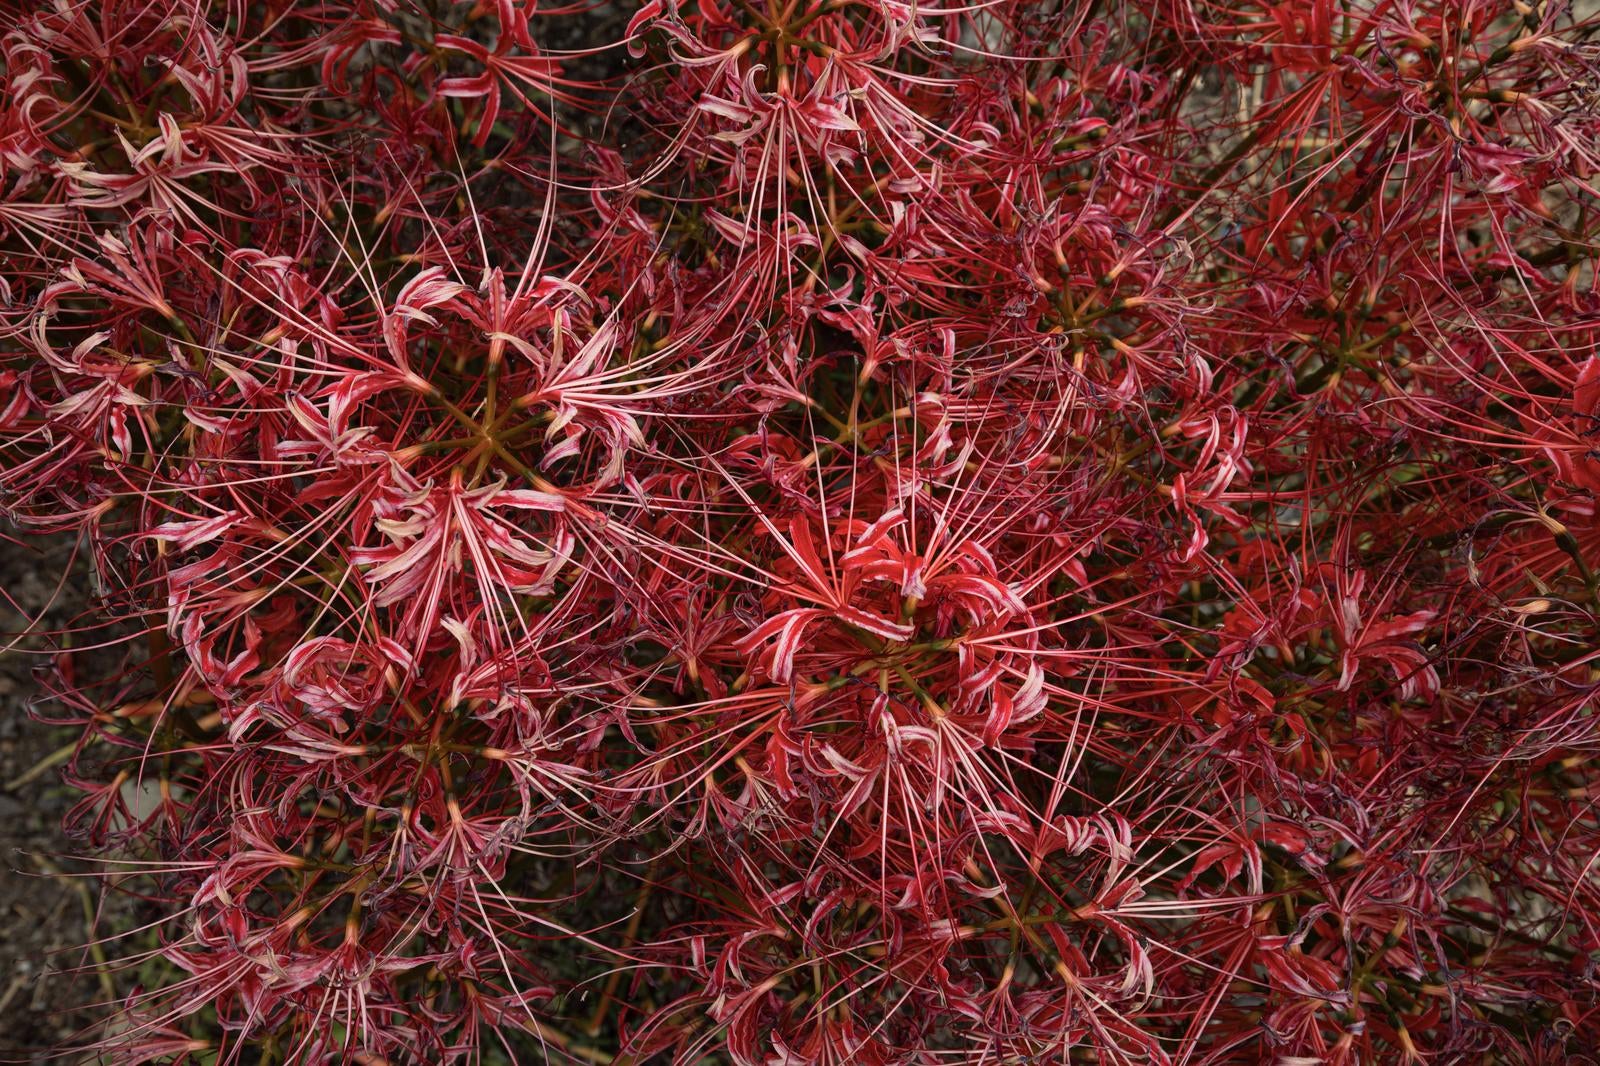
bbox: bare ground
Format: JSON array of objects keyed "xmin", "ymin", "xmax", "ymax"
[{"xmin": 0, "ymin": 533, "xmax": 127, "ymax": 1062}]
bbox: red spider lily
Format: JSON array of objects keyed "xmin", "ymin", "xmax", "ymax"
[
  {"xmin": 349, "ymin": 469, "xmax": 573, "ymax": 645},
  {"xmin": 1542, "ymin": 356, "xmax": 1600, "ymax": 495},
  {"xmin": 435, "ymin": 33, "xmax": 568, "ymax": 147},
  {"xmin": 1320, "ymin": 563, "xmax": 1440, "ymax": 702}
]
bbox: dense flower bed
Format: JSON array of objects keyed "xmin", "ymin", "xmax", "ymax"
[{"xmin": 2, "ymin": 0, "xmax": 1599, "ymax": 1061}]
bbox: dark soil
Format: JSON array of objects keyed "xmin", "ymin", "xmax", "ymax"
[{"xmin": 0, "ymin": 532, "xmax": 125, "ymax": 1062}]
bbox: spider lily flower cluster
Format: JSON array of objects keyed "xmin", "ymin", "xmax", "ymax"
[{"xmin": 2, "ymin": 0, "xmax": 1599, "ymax": 1061}]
